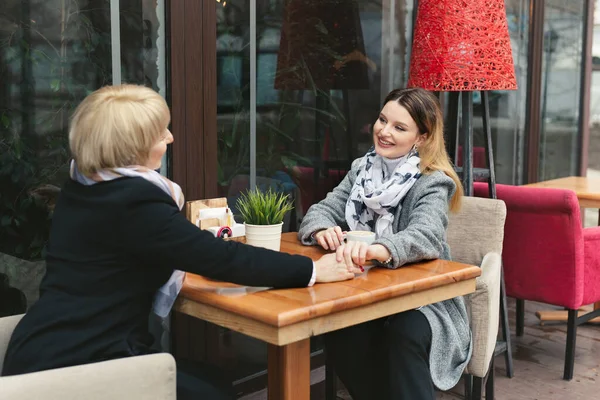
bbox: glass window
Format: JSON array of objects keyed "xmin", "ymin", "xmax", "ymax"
[
  {"xmin": 538, "ymin": 1, "xmax": 585, "ymax": 181},
  {"xmin": 588, "ymin": 0, "xmax": 600, "ymax": 176},
  {"xmin": 0, "ymin": 0, "xmax": 112, "ymax": 263},
  {"xmin": 0, "ymin": 0, "xmax": 166, "ymax": 306},
  {"xmin": 586, "ymin": 0, "xmax": 600, "ymax": 227},
  {"xmin": 217, "ymin": 0, "xmax": 416, "ymax": 225},
  {"xmin": 215, "ymin": 0, "xmax": 416, "ymax": 392}
]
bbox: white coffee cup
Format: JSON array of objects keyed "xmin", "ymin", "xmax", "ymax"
[{"xmin": 345, "ymin": 230, "xmax": 376, "ymax": 245}]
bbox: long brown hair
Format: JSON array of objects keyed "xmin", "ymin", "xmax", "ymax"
[{"xmin": 382, "ymin": 87, "xmax": 463, "ymax": 211}]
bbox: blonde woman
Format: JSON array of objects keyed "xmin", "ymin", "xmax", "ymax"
[
  {"xmin": 299, "ymin": 87, "xmax": 467, "ymax": 400},
  {"xmin": 1, "ymin": 84, "xmax": 359, "ymax": 399}
]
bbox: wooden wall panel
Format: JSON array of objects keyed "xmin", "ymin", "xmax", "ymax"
[{"xmin": 169, "ymin": 0, "xmax": 216, "ymax": 199}]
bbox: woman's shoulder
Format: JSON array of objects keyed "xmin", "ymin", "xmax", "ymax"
[
  {"xmin": 419, "ymin": 169, "xmax": 454, "ymax": 184},
  {"xmin": 343, "ymin": 157, "xmax": 362, "ymax": 179},
  {"xmin": 411, "ymin": 170, "xmax": 456, "ymax": 196},
  {"xmin": 64, "ymin": 176, "xmax": 178, "ymax": 208},
  {"xmin": 350, "ymin": 157, "xmax": 363, "ymax": 171},
  {"xmin": 338, "ymin": 157, "xmax": 364, "ymax": 183}
]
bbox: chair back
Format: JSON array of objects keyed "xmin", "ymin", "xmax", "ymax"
[
  {"xmin": 447, "ymin": 196, "xmax": 506, "ymax": 266},
  {"xmin": 474, "ymin": 182, "xmax": 585, "ymax": 309},
  {"xmin": 447, "ymin": 196, "xmax": 506, "ymax": 378},
  {"xmin": 0, "ymin": 314, "xmax": 24, "ymax": 371},
  {"xmin": 0, "ymin": 353, "xmax": 176, "ymax": 400}
]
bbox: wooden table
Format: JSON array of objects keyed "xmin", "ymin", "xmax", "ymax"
[
  {"xmin": 526, "ymin": 176, "xmax": 600, "ymax": 323},
  {"xmin": 526, "ymin": 176, "xmax": 600, "ymax": 218},
  {"xmin": 174, "ymin": 232, "xmax": 480, "ymax": 399}
]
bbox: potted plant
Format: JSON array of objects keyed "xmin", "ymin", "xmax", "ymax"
[{"xmin": 236, "ymin": 188, "xmax": 293, "ymax": 251}]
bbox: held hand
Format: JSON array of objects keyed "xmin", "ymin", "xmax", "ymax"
[
  {"xmin": 314, "ymin": 253, "xmax": 362, "ymax": 283},
  {"xmin": 336, "ymin": 240, "xmax": 369, "ymax": 269},
  {"xmin": 314, "ymin": 226, "xmax": 345, "ymax": 251},
  {"xmin": 366, "ymin": 244, "xmax": 391, "ymax": 265},
  {"xmin": 336, "ymin": 242, "xmax": 392, "ymax": 268}
]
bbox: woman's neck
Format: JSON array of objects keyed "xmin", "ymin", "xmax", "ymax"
[{"xmin": 381, "ymin": 154, "xmax": 408, "ymax": 177}]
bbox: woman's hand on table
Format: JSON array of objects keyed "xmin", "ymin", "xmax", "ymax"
[
  {"xmin": 314, "ymin": 226, "xmax": 345, "ymax": 250},
  {"xmin": 314, "ymin": 253, "xmax": 362, "ymax": 283},
  {"xmin": 336, "ymin": 241, "xmax": 391, "ymax": 268}
]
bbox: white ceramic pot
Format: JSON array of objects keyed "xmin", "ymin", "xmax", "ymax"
[{"xmin": 244, "ymin": 222, "xmax": 284, "ymax": 251}]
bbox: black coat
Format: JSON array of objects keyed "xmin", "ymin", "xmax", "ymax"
[{"xmin": 2, "ymin": 177, "xmax": 312, "ymax": 376}]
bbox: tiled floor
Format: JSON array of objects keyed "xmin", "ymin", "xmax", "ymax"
[{"xmin": 437, "ymin": 298, "xmax": 600, "ymax": 400}]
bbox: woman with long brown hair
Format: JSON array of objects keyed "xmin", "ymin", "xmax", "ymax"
[{"xmin": 299, "ymin": 87, "xmax": 468, "ymax": 400}]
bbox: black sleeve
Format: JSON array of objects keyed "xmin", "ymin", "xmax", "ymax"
[{"xmin": 121, "ymin": 194, "xmax": 313, "ymax": 288}]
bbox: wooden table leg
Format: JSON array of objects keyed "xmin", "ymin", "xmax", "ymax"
[{"xmin": 268, "ymin": 339, "xmax": 310, "ymax": 400}]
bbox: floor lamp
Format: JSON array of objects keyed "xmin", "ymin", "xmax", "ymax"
[{"xmin": 407, "ymin": 0, "xmax": 518, "ymax": 390}]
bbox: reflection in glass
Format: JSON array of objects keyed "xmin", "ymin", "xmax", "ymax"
[
  {"xmin": 0, "ymin": 1, "xmax": 166, "ymax": 262},
  {"xmin": 0, "ymin": 1, "xmax": 111, "ymax": 261},
  {"xmin": 539, "ymin": 1, "xmax": 585, "ymax": 181},
  {"xmin": 588, "ymin": 1, "xmax": 600, "ymax": 175},
  {"xmin": 589, "ymin": 72, "xmax": 600, "ymax": 173},
  {"xmin": 217, "ymin": 0, "xmax": 416, "ymax": 230},
  {"xmin": 215, "ymin": 0, "xmax": 416, "ymax": 392}
]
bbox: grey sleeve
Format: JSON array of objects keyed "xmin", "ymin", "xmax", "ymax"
[
  {"xmin": 297, "ymin": 159, "xmax": 361, "ymax": 245},
  {"xmin": 374, "ymin": 173, "xmax": 455, "ymax": 269}
]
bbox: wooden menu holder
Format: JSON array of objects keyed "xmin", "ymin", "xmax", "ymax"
[{"xmin": 185, "ymin": 197, "xmax": 246, "ymax": 243}]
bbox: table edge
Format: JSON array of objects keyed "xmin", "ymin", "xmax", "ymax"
[
  {"xmin": 178, "ymin": 265, "xmax": 481, "ymax": 328},
  {"xmin": 175, "ymin": 278, "xmax": 477, "ymax": 346}
]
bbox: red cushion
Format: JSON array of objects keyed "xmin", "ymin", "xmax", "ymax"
[
  {"xmin": 474, "ymin": 182, "xmax": 589, "ymax": 309},
  {"xmin": 457, "ymin": 146, "xmax": 486, "ymax": 169},
  {"xmin": 583, "ymin": 227, "xmax": 600, "ymax": 305}
]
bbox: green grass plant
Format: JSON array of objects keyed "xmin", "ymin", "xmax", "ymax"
[{"xmin": 236, "ymin": 188, "xmax": 294, "ymax": 225}]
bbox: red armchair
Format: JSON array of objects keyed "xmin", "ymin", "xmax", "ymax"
[{"xmin": 474, "ymin": 182, "xmax": 600, "ymax": 380}]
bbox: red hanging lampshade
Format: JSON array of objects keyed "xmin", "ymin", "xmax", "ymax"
[{"xmin": 408, "ymin": 0, "xmax": 517, "ymax": 91}]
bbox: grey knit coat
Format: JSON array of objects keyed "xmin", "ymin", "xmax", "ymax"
[{"xmin": 298, "ymin": 159, "xmax": 472, "ymax": 391}]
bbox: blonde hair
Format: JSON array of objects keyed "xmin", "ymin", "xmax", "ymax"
[
  {"xmin": 383, "ymin": 87, "xmax": 463, "ymax": 211},
  {"xmin": 69, "ymin": 84, "xmax": 170, "ymax": 176}
]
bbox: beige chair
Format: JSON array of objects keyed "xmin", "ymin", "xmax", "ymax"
[
  {"xmin": 0, "ymin": 314, "xmax": 176, "ymax": 400},
  {"xmin": 447, "ymin": 196, "xmax": 507, "ymax": 400},
  {"xmin": 324, "ymin": 196, "xmax": 507, "ymax": 400}
]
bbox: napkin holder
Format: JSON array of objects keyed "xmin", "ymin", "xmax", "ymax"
[{"xmin": 185, "ymin": 198, "xmax": 246, "ymax": 242}]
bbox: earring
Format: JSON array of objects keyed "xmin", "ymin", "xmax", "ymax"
[{"xmin": 410, "ymin": 144, "xmax": 418, "ymax": 156}]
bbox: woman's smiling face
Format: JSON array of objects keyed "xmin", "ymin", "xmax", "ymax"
[{"xmin": 372, "ymin": 100, "xmax": 426, "ymax": 159}]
